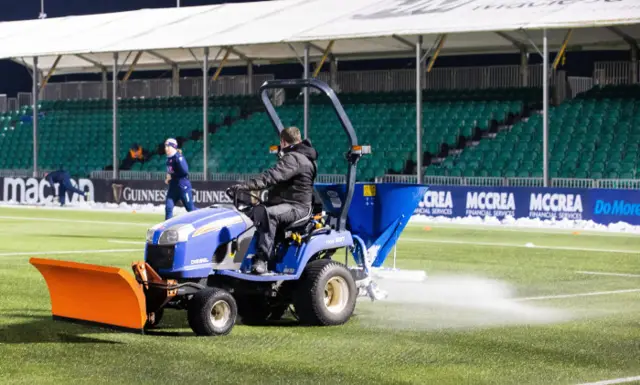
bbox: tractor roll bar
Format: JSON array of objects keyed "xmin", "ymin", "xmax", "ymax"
[
  {"xmin": 258, "ymin": 78, "xmax": 361, "ymax": 232},
  {"xmin": 258, "ymin": 79, "xmax": 358, "ymax": 145}
]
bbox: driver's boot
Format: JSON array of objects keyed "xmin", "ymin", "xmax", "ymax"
[{"xmin": 251, "ymin": 254, "xmax": 268, "ymax": 275}]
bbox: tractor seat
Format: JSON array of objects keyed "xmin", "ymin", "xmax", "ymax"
[{"xmin": 283, "ymin": 207, "xmax": 313, "ymax": 232}]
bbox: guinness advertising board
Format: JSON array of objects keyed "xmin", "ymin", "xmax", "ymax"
[
  {"xmin": 0, "ymin": 177, "xmax": 237, "ymax": 206},
  {"xmin": 97, "ymin": 179, "xmax": 237, "ymax": 206}
]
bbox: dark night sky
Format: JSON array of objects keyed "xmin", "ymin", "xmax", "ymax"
[{"xmin": 0, "ymin": 0, "xmax": 632, "ymax": 97}]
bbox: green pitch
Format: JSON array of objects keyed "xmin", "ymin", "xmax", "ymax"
[{"xmin": 1, "ymin": 207, "xmax": 639, "ymax": 385}]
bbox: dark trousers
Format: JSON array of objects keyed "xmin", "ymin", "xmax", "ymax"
[
  {"xmin": 57, "ymin": 178, "xmax": 86, "ymax": 206},
  {"xmin": 165, "ymin": 185, "xmax": 196, "ymax": 219},
  {"xmin": 253, "ymin": 203, "xmax": 309, "ymax": 259}
]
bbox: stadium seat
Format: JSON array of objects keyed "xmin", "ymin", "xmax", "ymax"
[
  {"xmin": 200, "ymin": 88, "xmax": 532, "ymax": 181},
  {"xmin": 0, "ymin": 95, "xmax": 257, "ymax": 177},
  {"xmin": 424, "ymin": 84, "xmax": 640, "ymax": 180},
  {"xmin": 0, "ymin": 87, "xmax": 537, "ymax": 181}
]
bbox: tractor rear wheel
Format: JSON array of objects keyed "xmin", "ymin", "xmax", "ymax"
[
  {"xmin": 293, "ymin": 259, "xmax": 357, "ymax": 326},
  {"xmin": 187, "ymin": 287, "xmax": 237, "ymax": 336}
]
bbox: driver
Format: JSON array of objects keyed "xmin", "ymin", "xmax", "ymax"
[{"xmin": 231, "ymin": 126, "xmax": 318, "ymax": 274}]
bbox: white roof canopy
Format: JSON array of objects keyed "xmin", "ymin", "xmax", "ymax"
[{"xmin": 0, "ymin": 0, "xmax": 639, "ymax": 75}]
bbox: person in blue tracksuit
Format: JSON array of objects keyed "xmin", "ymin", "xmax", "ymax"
[
  {"xmin": 164, "ymin": 138, "xmax": 196, "ymax": 219},
  {"xmin": 45, "ymin": 169, "xmax": 89, "ymax": 206}
]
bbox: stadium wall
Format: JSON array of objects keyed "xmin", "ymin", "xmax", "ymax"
[
  {"xmin": 0, "ymin": 176, "xmax": 235, "ymax": 207},
  {"xmin": 416, "ymin": 185, "xmax": 640, "ymax": 226}
]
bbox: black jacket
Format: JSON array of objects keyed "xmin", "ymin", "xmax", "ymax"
[{"xmin": 243, "ymin": 139, "xmax": 318, "ymax": 207}]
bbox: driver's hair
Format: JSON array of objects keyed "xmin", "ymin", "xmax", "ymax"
[{"xmin": 280, "ymin": 126, "xmax": 302, "ymax": 145}]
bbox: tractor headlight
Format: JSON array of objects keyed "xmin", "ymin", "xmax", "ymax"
[
  {"xmin": 157, "ymin": 225, "xmax": 195, "ymax": 245},
  {"xmin": 159, "ymin": 230, "xmax": 179, "ymax": 245}
]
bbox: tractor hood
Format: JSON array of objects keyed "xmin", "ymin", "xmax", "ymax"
[{"xmin": 145, "ymin": 206, "xmax": 252, "ymax": 246}]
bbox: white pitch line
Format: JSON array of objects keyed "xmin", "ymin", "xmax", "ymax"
[
  {"xmin": 400, "ymin": 238, "xmax": 640, "ymax": 254},
  {"xmin": 0, "ymin": 215, "xmax": 153, "ymax": 227},
  {"xmin": 576, "ymin": 271, "xmax": 640, "ymax": 278},
  {"xmin": 576, "ymin": 375, "xmax": 640, "ymax": 385},
  {"xmin": 516, "ymin": 289, "xmax": 640, "ymax": 302},
  {"xmin": 0, "ymin": 248, "xmax": 142, "ymax": 257},
  {"xmin": 108, "ymin": 240, "xmax": 146, "ymax": 245}
]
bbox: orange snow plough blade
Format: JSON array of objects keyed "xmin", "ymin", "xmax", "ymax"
[{"xmin": 29, "ymin": 257, "xmax": 147, "ymax": 333}]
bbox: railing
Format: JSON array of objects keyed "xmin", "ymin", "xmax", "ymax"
[
  {"xmin": 596, "ymin": 179, "xmax": 640, "ymax": 190},
  {"xmin": 381, "ymin": 175, "xmax": 640, "ymax": 190},
  {"xmin": 17, "ymin": 92, "xmax": 31, "ymax": 108},
  {"xmin": 36, "ymin": 64, "xmax": 549, "ymax": 103},
  {"xmin": 0, "ymin": 168, "xmax": 637, "ymax": 190},
  {"xmin": 425, "ymin": 64, "xmax": 544, "ymax": 90},
  {"xmin": 90, "ymin": 170, "xmax": 204, "ymax": 181},
  {"xmin": 90, "ymin": 170, "xmax": 346, "ymax": 184},
  {"xmin": 593, "ymin": 61, "xmax": 640, "ymax": 85},
  {"xmin": 552, "ymin": 178, "xmax": 596, "ymax": 189},
  {"xmin": 0, "ymin": 94, "xmax": 7, "ymax": 113},
  {"xmin": 9, "ymin": 61, "xmax": 640, "ymax": 107},
  {"xmin": 0, "ymin": 169, "xmax": 50, "ymax": 178},
  {"xmin": 178, "ymin": 74, "xmax": 274, "ymax": 98},
  {"xmin": 315, "ymin": 64, "xmax": 545, "ymax": 93},
  {"xmin": 567, "ymin": 77, "xmax": 594, "ymax": 98},
  {"xmin": 38, "ymin": 74, "xmax": 275, "ymax": 102},
  {"xmin": 0, "ymin": 169, "xmax": 33, "ymax": 178},
  {"xmin": 7, "ymin": 98, "xmax": 18, "ymax": 112}
]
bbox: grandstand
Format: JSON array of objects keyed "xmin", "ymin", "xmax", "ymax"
[
  {"xmin": 0, "ymin": 95, "xmax": 259, "ymax": 177},
  {"xmin": 0, "ymin": 0, "xmax": 638, "ymax": 187},
  {"xmin": 186, "ymin": 86, "xmax": 540, "ymax": 180},
  {"xmin": 0, "ymin": 86, "xmax": 539, "ymax": 181},
  {"xmin": 2, "ymin": 76, "xmax": 638, "ymax": 184},
  {"xmin": 424, "ymin": 84, "xmax": 640, "ymax": 181}
]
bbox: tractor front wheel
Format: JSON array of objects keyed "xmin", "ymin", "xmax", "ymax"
[
  {"xmin": 293, "ymin": 259, "xmax": 357, "ymax": 326},
  {"xmin": 187, "ymin": 287, "xmax": 237, "ymax": 336}
]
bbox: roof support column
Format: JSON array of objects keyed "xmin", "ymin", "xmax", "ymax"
[
  {"xmin": 330, "ymin": 56, "xmax": 338, "ymax": 91},
  {"xmin": 172, "ymin": 64, "xmax": 180, "ymax": 96},
  {"xmin": 632, "ymin": 45, "xmax": 638, "ymax": 84},
  {"xmin": 416, "ymin": 36, "xmax": 423, "ymax": 185},
  {"xmin": 32, "ymin": 57, "xmax": 39, "ymax": 177},
  {"xmin": 542, "ymin": 29, "xmax": 549, "ymax": 188},
  {"xmin": 111, "ymin": 52, "xmax": 119, "ymax": 179},
  {"xmin": 203, "ymin": 47, "xmax": 209, "ymax": 180},
  {"xmin": 112, "ymin": 53, "xmax": 119, "ymax": 180},
  {"xmin": 247, "ymin": 61, "xmax": 253, "ymax": 95},
  {"xmin": 520, "ymin": 48, "xmax": 529, "ymax": 87},
  {"xmin": 102, "ymin": 69, "xmax": 108, "ymax": 99},
  {"xmin": 303, "ymin": 43, "xmax": 310, "ymax": 140}
]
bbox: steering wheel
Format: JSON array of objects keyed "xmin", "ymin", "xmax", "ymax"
[{"xmin": 226, "ymin": 186, "xmax": 265, "ymax": 211}]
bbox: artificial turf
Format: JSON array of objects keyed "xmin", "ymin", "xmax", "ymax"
[{"xmin": 1, "ymin": 207, "xmax": 639, "ymax": 385}]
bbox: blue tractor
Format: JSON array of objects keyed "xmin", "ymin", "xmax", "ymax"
[{"xmin": 30, "ymin": 79, "xmax": 428, "ymax": 337}]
